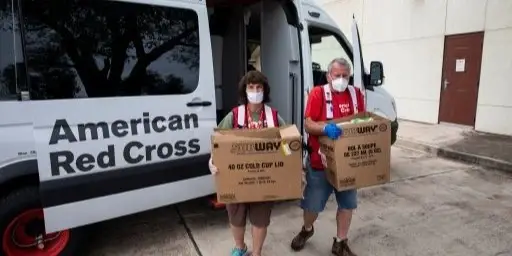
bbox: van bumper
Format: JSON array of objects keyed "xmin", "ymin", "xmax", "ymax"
[{"xmin": 391, "ymin": 119, "xmax": 399, "ymax": 145}]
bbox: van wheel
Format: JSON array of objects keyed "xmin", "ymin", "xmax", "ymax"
[{"xmin": 0, "ymin": 187, "xmax": 85, "ymax": 256}]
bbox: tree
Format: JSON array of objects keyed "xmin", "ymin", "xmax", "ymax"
[
  {"xmin": 1, "ymin": 0, "xmax": 198, "ymax": 99},
  {"xmin": 0, "ymin": 1, "xmax": 17, "ymax": 98},
  {"xmin": 0, "ymin": 64, "xmax": 17, "ymax": 96}
]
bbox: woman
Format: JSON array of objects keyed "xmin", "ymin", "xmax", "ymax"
[{"xmin": 209, "ymin": 70, "xmax": 286, "ymax": 256}]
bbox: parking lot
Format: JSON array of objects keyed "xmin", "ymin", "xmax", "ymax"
[{"xmin": 86, "ymin": 146, "xmax": 512, "ymax": 256}]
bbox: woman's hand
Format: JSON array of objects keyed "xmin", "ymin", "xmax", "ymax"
[{"xmin": 208, "ymin": 158, "xmax": 218, "ymax": 175}]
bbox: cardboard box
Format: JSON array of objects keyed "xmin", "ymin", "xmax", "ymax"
[
  {"xmin": 211, "ymin": 125, "xmax": 303, "ymax": 204},
  {"xmin": 319, "ymin": 112, "xmax": 391, "ymax": 191}
]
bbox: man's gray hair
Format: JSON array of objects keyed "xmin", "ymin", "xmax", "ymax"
[{"xmin": 327, "ymin": 57, "xmax": 352, "ymax": 74}]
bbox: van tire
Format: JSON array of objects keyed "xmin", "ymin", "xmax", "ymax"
[{"xmin": 0, "ymin": 187, "xmax": 86, "ymax": 256}]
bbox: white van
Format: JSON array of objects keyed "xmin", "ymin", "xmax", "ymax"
[{"xmin": 0, "ymin": 0, "xmax": 396, "ymax": 254}]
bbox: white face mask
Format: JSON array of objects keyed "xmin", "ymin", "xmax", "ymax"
[
  {"xmin": 331, "ymin": 77, "xmax": 349, "ymax": 92},
  {"xmin": 247, "ymin": 91, "xmax": 264, "ymax": 104}
]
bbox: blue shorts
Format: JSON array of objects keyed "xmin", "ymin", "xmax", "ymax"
[{"xmin": 300, "ymin": 162, "xmax": 357, "ymax": 213}]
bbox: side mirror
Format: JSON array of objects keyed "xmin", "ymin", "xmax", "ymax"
[
  {"xmin": 369, "ymin": 61, "xmax": 384, "ymax": 86},
  {"xmin": 310, "ymin": 35, "xmax": 322, "ymax": 44},
  {"xmin": 312, "ymin": 62, "xmax": 321, "ymax": 71}
]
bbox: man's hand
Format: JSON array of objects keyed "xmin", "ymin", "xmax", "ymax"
[
  {"xmin": 301, "ymin": 171, "xmax": 307, "ymax": 199},
  {"xmin": 305, "ymin": 117, "xmax": 326, "ymax": 136},
  {"xmin": 322, "ymin": 123, "xmax": 343, "ymax": 140},
  {"xmin": 318, "ymin": 149, "xmax": 328, "ymax": 168},
  {"xmin": 208, "ymin": 158, "xmax": 218, "ymax": 175}
]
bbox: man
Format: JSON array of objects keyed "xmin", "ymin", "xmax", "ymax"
[{"xmin": 291, "ymin": 58, "xmax": 364, "ymax": 256}]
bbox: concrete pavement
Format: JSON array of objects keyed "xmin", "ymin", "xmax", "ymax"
[
  {"xmin": 86, "ymin": 207, "xmax": 197, "ymax": 256},
  {"xmin": 87, "ymin": 147, "xmax": 512, "ymax": 256},
  {"xmin": 396, "ymin": 120, "xmax": 512, "ymax": 173}
]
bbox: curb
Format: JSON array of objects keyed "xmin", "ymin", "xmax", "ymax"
[{"xmin": 395, "ymin": 137, "xmax": 512, "ymax": 174}]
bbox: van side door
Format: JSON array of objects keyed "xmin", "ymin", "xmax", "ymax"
[
  {"xmin": 259, "ymin": 1, "xmax": 303, "ymax": 125},
  {"xmin": 17, "ymin": 0, "xmax": 215, "ymax": 233}
]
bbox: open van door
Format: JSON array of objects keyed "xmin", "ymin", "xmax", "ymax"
[
  {"xmin": 300, "ymin": 3, "xmax": 370, "ymax": 163},
  {"xmin": 19, "ymin": 0, "xmax": 216, "ymax": 233},
  {"xmin": 260, "ymin": 0, "xmax": 302, "ymax": 125},
  {"xmin": 350, "ymin": 17, "xmax": 367, "ymax": 109}
]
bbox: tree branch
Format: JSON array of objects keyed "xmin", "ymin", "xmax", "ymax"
[
  {"xmin": 106, "ymin": 15, "xmax": 130, "ymax": 86},
  {"xmin": 121, "ymin": 26, "xmax": 196, "ymax": 95},
  {"xmin": 127, "ymin": 18, "xmax": 145, "ymax": 59},
  {"xmin": 143, "ymin": 27, "xmax": 196, "ymax": 66},
  {"xmin": 178, "ymin": 42, "xmax": 200, "ymax": 48},
  {"xmin": 34, "ymin": 12, "xmax": 103, "ymax": 96},
  {"xmin": 101, "ymin": 58, "xmax": 110, "ymax": 78}
]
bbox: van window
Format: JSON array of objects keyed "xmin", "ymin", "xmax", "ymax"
[
  {"xmin": 19, "ymin": 0, "xmax": 200, "ymax": 100},
  {"xmin": 309, "ymin": 26, "xmax": 352, "ymax": 86},
  {"xmin": 0, "ymin": 0, "xmax": 23, "ymax": 101}
]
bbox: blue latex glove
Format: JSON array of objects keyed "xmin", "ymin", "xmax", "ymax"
[{"xmin": 323, "ymin": 123, "xmax": 343, "ymax": 140}]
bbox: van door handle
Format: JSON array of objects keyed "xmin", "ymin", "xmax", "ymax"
[{"xmin": 187, "ymin": 101, "xmax": 212, "ymax": 107}]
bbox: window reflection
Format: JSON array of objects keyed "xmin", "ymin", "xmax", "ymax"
[
  {"xmin": 0, "ymin": 0, "xmax": 24, "ymax": 101},
  {"xmin": 19, "ymin": 0, "xmax": 200, "ymax": 100}
]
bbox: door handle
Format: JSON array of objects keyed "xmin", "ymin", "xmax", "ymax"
[
  {"xmin": 443, "ymin": 79, "xmax": 449, "ymax": 90},
  {"xmin": 186, "ymin": 101, "xmax": 212, "ymax": 107}
]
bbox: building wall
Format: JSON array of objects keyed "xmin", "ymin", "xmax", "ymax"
[
  {"xmin": 316, "ymin": 0, "xmax": 512, "ymax": 135},
  {"xmin": 476, "ymin": 0, "xmax": 512, "ymax": 135}
]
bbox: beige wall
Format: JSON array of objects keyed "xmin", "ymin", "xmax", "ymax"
[
  {"xmin": 476, "ymin": 0, "xmax": 512, "ymax": 135},
  {"xmin": 316, "ymin": 0, "xmax": 512, "ymax": 135}
]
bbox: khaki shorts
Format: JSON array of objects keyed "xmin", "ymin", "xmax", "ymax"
[{"xmin": 226, "ymin": 202, "xmax": 273, "ymax": 228}]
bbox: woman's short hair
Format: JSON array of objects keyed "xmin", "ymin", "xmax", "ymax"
[{"xmin": 238, "ymin": 70, "xmax": 271, "ymax": 104}]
